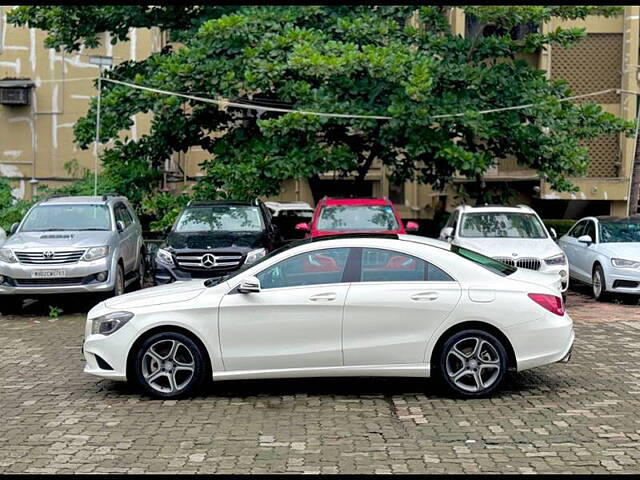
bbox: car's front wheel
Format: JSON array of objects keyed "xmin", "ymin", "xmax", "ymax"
[
  {"xmin": 134, "ymin": 332, "xmax": 206, "ymax": 399},
  {"xmin": 438, "ymin": 330, "xmax": 508, "ymax": 398},
  {"xmin": 592, "ymin": 264, "xmax": 609, "ymax": 302}
]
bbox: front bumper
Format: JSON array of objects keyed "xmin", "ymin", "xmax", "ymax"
[
  {"xmin": 606, "ymin": 266, "xmax": 640, "ymax": 295},
  {"xmin": 83, "ymin": 318, "xmax": 137, "ymax": 382},
  {"xmin": 0, "ymin": 257, "xmax": 114, "ymax": 295},
  {"xmin": 153, "ymin": 261, "xmax": 242, "ymax": 285}
]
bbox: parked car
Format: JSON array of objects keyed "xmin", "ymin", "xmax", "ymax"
[
  {"xmin": 295, "ymin": 197, "xmax": 419, "ymax": 238},
  {"xmin": 558, "ymin": 215, "xmax": 640, "ymax": 301},
  {"xmin": 439, "ymin": 205, "xmax": 569, "ymax": 296},
  {"xmin": 83, "ymin": 233, "xmax": 573, "ymax": 400},
  {"xmin": 0, "ymin": 195, "xmax": 145, "ymax": 314},
  {"xmin": 265, "ymin": 201, "xmax": 314, "ymax": 241},
  {"xmin": 153, "ymin": 199, "xmax": 281, "ymax": 285}
]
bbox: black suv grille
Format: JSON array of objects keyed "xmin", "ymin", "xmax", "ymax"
[{"xmin": 175, "ymin": 251, "xmax": 244, "ymax": 272}]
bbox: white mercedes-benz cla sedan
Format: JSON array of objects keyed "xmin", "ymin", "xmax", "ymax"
[{"xmin": 83, "ymin": 234, "xmax": 574, "ymax": 399}]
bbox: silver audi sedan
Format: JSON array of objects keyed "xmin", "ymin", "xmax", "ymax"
[{"xmin": 558, "ymin": 216, "xmax": 640, "ymax": 301}]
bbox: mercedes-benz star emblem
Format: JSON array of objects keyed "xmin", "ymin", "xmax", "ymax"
[
  {"xmin": 201, "ymin": 254, "xmax": 217, "ymax": 269},
  {"xmin": 43, "ymin": 251, "xmax": 55, "ymax": 259}
]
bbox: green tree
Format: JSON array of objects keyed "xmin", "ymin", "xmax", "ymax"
[{"xmin": 9, "ymin": 6, "xmax": 634, "ymax": 204}]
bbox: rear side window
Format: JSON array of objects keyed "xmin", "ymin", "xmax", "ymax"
[{"xmin": 359, "ymin": 248, "xmax": 454, "ymax": 282}]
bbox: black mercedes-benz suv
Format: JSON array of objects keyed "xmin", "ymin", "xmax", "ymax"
[{"xmin": 153, "ymin": 199, "xmax": 281, "ymax": 284}]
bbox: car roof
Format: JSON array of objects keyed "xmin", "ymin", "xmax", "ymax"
[
  {"xmin": 284, "ymin": 232, "xmax": 452, "ymax": 252},
  {"xmin": 595, "ymin": 215, "xmax": 640, "ymax": 223},
  {"xmin": 320, "ymin": 197, "xmax": 392, "ymax": 207},
  {"xmin": 264, "ymin": 201, "xmax": 313, "ymax": 210},
  {"xmin": 457, "ymin": 204, "xmax": 535, "ymax": 214},
  {"xmin": 39, "ymin": 195, "xmax": 125, "ymax": 205},
  {"xmin": 187, "ymin": 200, "xmax": 259, "ymax": 207}
]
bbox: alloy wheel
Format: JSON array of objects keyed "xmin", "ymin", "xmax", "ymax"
[
  {"xmin": 141, "ymin": 339, "xmax": 195, "ymax": 394},
  {"xmin": 445, "ymin": 336, "xmax": 501, "ymax": 393},
  {"xmin": 593, "ymin": 269, "xmax": 602, "ymax": 298},
  {"xmin": 115, "ymin": 267, "xmax": 125, "ymax": 296}
]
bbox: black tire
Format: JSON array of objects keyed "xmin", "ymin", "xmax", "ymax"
[
  {"xmin": 0, "ymin": 296, "xmax": 23, "ymax": 315},
  {"xmin": 133, "ymin": 331, "xmax": 206, "ymax": 399},
  {"xmin": 108, "ymin": 264, "xmax": 125, "ymax": 298},
  {"xmin": 437, "ymin": 329, "xmax": 508, "ymax": 398},
  {"xmin": 562, "ymin": 291, "xmax": 568, "ymax": 305},
  {"xmin": 136, "ymin": 253, "xmax": 146, "ymax": 291},
  {"xmin": 592, "ymin": 264, "xmax": 610, "ymax": 302}
]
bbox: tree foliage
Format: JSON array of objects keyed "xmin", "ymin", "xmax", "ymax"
[{"xmin": 8, "ymin": 5, "xmax": 634, "ymax": 204}]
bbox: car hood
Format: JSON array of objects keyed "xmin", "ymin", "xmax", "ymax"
[
  {"xmin": 509, "ymin": 268, "xmax": 563, "ymax": 294},
  {"xmin": 597, "ymin": 243, "xmax": 640, "ymax": 261},
  {"xmin": 104, "ymin": 280, "xmax": 206, "ymax": 309},
  {"xmin": 4, "ymin": 230, "xmax": 114, "ymax": 249},
  {"xmin": 456, "ymin": 237, "xmax": 561, "ymax": 259},
  {"xmin": 166, "ymin": 231, "xmax": 265, "ymax": 251}
]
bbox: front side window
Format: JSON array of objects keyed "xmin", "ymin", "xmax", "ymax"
[
  {"xmin": 256, "ymin": 247, "xmax": 350, "ymax": 289},
  {"xmin": 316, "ymin": 205, "xmax": 399, "ymax": 232},
  {"xmin": 583, "ymin": 221, "xmax": 596, "ymax": 242},
  {"xmin": 115, "ymin": 204, "xmax": 133, "ymax": 228},
  {"xmin": 360, "ymin": 248, "xmax": 453, "ymax": 282},
  {"xmin": 20, "ymin": 204, "xmax": 111, "ymax": 232},
  {"xmin": 459, "ymin": 212, "xmax": 547, "ymax": 239},
  {"xmin": 452, "ymin": 245, "xmax": 517, "ymax": 277},
  {"xmin": 568, "ymin": 221, "xmax": 586, "ymax": 238},
  {"xmin": 599, "ymin": 221, "xmax": 640, "ymax": 243},
  {"xmin": 175, "ymin": 206, "xmax": 264, "ymax": 233}
]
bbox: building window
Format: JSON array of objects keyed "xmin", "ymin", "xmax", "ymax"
[{"xmin": 389, "ymin": 180, "xmax": 405, "ymax": 205}]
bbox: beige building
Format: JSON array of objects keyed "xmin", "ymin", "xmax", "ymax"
[{"xmin": 1, "ymin": 6, "xmax": 638, "ymax": 220}]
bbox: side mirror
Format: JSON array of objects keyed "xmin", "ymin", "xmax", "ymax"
[
  {"xmin": 116, "ymin": 220, "xmax": 126, "ymax": 232},
  {"xmin": 295, "ymin": 222, "xmax": 310, "ymax": 232},
  {"xmin": 10, "ymin": 223, "xmax": 19, "ymax": 235},
  {"xmin": 238, "ymin": 276, "xmax": 261, "ymax": 293},
  {"xmin": 441, "ymin": 226, "xmax": 454, "ymax": 241},
  {"xmin": 549, "ymin": 227, "xmax": 558, "ymax": 241},
  {"xmin": 405, "ymin": 221, "xmax": 419, "ymax": 232},
  {"xmin": 578, "ymin": 234, "xmax": 593, "ymax": 245}
]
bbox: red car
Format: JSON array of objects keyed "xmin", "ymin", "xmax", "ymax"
[{"xmin": 295, "ymin": 197, "xmax": 419, "ymax": 238}]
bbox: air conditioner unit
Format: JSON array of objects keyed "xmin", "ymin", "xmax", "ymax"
[{"xmin": 0, "ymin": 79, "xmax": 35, "ymax": 106}]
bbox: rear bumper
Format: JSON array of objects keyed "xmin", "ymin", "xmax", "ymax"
[{"xmin": 507, "ymin": 312, "xmax": 574, "ymax": 371}]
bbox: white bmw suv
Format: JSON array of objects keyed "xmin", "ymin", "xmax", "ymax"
[{"xmin": 439, "ymin": 205, "xmax": 569, "ymax": 295}]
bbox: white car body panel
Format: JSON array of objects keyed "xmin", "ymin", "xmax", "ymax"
[{"xmin": 83, "ymin": 236, "xmax": 574, "ymax": 386}]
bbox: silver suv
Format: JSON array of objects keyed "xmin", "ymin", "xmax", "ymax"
[{"xmin": 0, "ymin": 195, "xmax": 145, "ymax": 313}]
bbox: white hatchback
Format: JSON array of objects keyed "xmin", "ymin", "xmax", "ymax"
[{"xmin": 83, "ymin": 234, "xmax": 574, "ymax": 399}]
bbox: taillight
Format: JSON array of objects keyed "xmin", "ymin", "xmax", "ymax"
[{"xmin": 527, "ymin": 293, "xmax": 565, "ymax": 316}]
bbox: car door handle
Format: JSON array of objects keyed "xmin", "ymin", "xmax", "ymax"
[
  {"xmin": 309, "ymin": 292, "xmax": 337, "ymax": 302},
  {"xmin": 410, "ymin": 292, "xmax": 439, "ymax": 302}
]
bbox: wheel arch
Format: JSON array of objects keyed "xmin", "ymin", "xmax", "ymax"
[
  {"xmin": 430, "ymin": 321, "xmax": 517, "ymax": 372},
  {"xmin": 126, "ymin": 325, "xmax": 213, "ymax": 381}
]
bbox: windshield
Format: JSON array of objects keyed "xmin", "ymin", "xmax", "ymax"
[
  {"xmin": 20, "ymin": 204, "xmax": 111, "ymax": 232},
  {"xmin": 317, "ymin": 205, "xmax": 399, "ymax": 231},
  {"xmin": 204, "ymin": 238, "xmax": 312, "ymax": 287},
  {"xmin": 175, "ymin": 206, "xmax": 263, "ymax": 233},
  {"xmin": 451, "ymin": 245, "xmax": 517, "ymax": 277},
  {"xmin": 459, "ymin": 212, "xmax": 547, "ymax": 239},
  {"xmin": 599, "ymin": 221, "xmax": 640, "ymax": 243}
]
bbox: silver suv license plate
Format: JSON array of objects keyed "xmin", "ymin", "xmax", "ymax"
[{"xmin": 31, "ymin": 269, "xmax": 66, "ymax": 278}]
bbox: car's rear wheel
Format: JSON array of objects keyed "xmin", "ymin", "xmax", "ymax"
[
  {"xmin": 592, "ymin": 264, "xmax": 609, "ymax": 302},
  {"xmin": 438, "ymin": 330, "xmax": 508, "ymax": 398},
  {"xmin": 134, "ymin": 332, "xmax": 206, "ymax": 399}
]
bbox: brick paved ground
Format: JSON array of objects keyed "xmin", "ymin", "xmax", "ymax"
[{"xmin": 0, "ymin": 289, "xmax": 639, "ymax": 474}]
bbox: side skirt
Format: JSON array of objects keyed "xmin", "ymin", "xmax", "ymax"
[{"xmin": 212, "ymin": 364, "xmax": 430, "ymax": 381}]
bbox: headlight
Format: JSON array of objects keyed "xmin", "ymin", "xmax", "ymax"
[
  {"xmin": 545, "ymin": 253, "xmax": 566, "ymax": 266},
  {"xmin": 245, "ymin": 248, "xmax": 267, "ymax": 265},
  {"xmin": 156, "ymin": 248, "xmax": 174, "ymax": 266},
  {"xmin": 611, "ymin": 258, "xmax": 640, "ymax": 269},
  {"xmin": 0, "ymin": 248, "xmax": 17, "ymax": 264},
  {"xmin": 91, "ymin": 311, "xmax": 134, "ymax": 335},
  {"xmin": 82, "ymin": 246, "xmax": 109, "ymax": 262}
]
